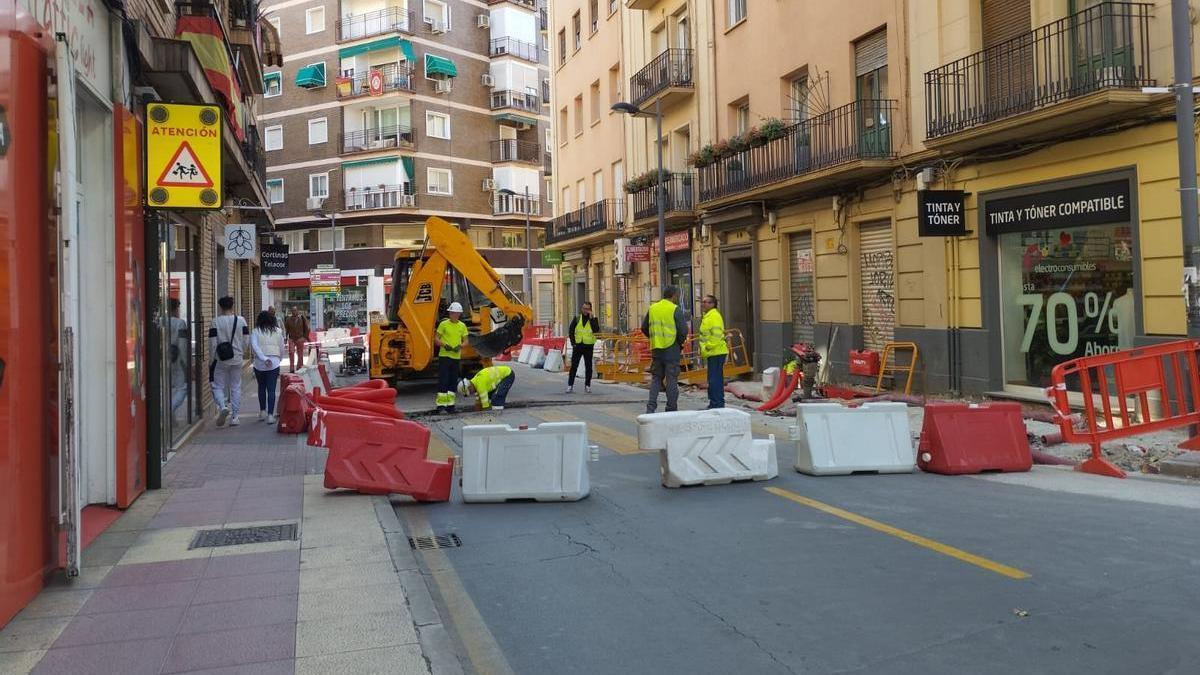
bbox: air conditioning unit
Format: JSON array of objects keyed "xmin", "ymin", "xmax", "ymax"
[
  {"xmin": 306, "ymin": 196, "xmax": 325, "ymax": 210},
  {"xmin": 435, "ymin": 78, "xmax": 453, "ymax": 94},
  {"xmin": 428, "ymin": 18, "xmax": 445, "ymax": 34},
  {"xmin": 516, "ymin": 122, "xmax": 532, "ymax": 131},
  {"xmin": 613, "ymin": 238, "xmax": 633, "ymax": 275},
  {"xmin": 476, "ymin": 14, "xmax": 489, "ymax": 28},
  {"xmin": 481, "ymin": 73, "xmax": 495, "ymax": 87},
  {"xmin": 482, "ymin": 178, "xmax": 496, "ymax": 191},
  {"xmin": 399, "ymin": 194, "xmax": 416, "ymax": 207}
]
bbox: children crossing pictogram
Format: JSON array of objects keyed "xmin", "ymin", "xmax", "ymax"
[{"xmin": 156, "ymin": 141, "xmax": 214, "ymax": 188}]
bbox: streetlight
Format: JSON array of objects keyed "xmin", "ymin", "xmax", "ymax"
[
  {"xmin": 612, "ymin": 98, "xmax": 666, "ymax": 288},
  {"xmin": 499, "ymin": 187, "xmax": 533, "ymax": 303}
]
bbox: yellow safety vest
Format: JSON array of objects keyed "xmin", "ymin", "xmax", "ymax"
[
  {"xmin": 437, "ymin": 319, "xmax": 468, "ymax": 359},
  {"xmin": 471, "ymin": 365, "xmax": 513, "ymax": 408},
  {"xmin": 699, "ymin": 308, "xmax": 728, "ymax": 358},
  {"xmin": 647, "ymin": 299, "xmax": 678, "ymax": 350},
  {"xmin": 574, "ymin": 317, "xmax": 596, "ymax": 345}
]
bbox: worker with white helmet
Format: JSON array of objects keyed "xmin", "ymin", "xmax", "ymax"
[
  {"xmin": 458, "ymin": 365, "xmax": 515, "ymax": 412},
  {"xmin": 433, "ymin": 301, "xmax": 469, "ymax": 413}
]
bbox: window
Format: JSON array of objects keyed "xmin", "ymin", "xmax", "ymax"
[
  {"xmin": 501, "ymin": 230, "xmax": 525, "ymax": 249},
  {"xmin": 426, "ymin": 167, "xmax": 453, "ymax": 195},
  {"xmin": 545, "ymin": 177, "xmax": 554, "ymax": 202},
  {"xmin": 855, "ymin": 29, "xmax": 888, "ymax": 100},
  {"xmin": 305, "ymin": 6, "xmax": 325, "ymax": 34},
  {"xmin": 609, "ymin": 0, "xmax": 618, "ymax": 16},
  {"xmin": 572, "ymin": 12, "xmax": 581, "ymax": 51},
  {"xmin": 264, "ymin": 72, "xmax": 282, "ymax": 97},
  {"xmin": 264, "ymin": 125, "xmax": 283, "ymax": 151},
  {"xmin": 266, "ymin": 179, "xmax": 284, "ymax": 204},
  {"xmin": 593, "ymin": 170, "xmax": 604, "ymax": 201},
  {"xmin": 426, "ymin": 111, "xmax": 450, "ymax": 139},
  {"xmin": 612, "ymin": 160, "xmax": 624, "ymax": 198},
  {"xmin": 727, "ymin": 0, "xmax": 746, "ymax": 27},
  {"xmin": 735, "ymin": 103, "xmax": 749, "ymax": 134},
  {"xmin": 608, "ymin": 64, "xmax": 620, "ymax": 105},
  {"xmin": 317, "ymin": 228, "xmax": 345, "ymax": 252},
  {"xmin": 308, "ymin": 173, "xmax": 329, "ymax": 199},
  {"xmin": 576, "ymin": 179, "xmax": 586, "ymax": 207},
  {"xmin": 589, "ymin": 81, "xmax": 601, "ymax": 125},
  {"xmin": 789, "ymin": 76, "xmax": 808, "ymax": 123},
  {"xmin": 278, "ymin": 230, "xmax": 306, "ymax": 253},
  {"xmin": 561, "ymin": 186, "xmax": 571, "ymax": 208},
  {"xmin": 558, "ymin": 107, "xmax": 568, "ymax": 142},
  {"xmin": 424, "ymin": 0, "xmax": 449, "ymax": 31},
  {"xmin": 573, "ymin": 95, "xmax": 583, "ymax": 136},
  {"xmin": 308, "ymin": 117, "xmax": 328, "ymax": 144},
  {"xmin": 268, "ymin": 16, "xmax": 281, "ymax": 35},
  {"xmin": 558, "ymin": 29, "xmax": 566, "ymax": 65},
  {"xmin": 589, "ymin": 0, "xmax": 598, "ymax": 34},
  {"xmin": 545, "ymin": 127, "xmax": 553, "ymax": 147}
]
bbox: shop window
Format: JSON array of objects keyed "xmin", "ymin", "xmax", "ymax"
[
  {"xmin": 163, "ymin": 221, "xmax": 199, "ymax": 446},
  {"xmin": 266, "ymin": 179, "xmax": 284, "ymax": 204}
]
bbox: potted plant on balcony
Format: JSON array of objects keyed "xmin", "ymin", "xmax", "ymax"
[
  {"xmin": 745, "ymin": 126, "xmax": 767, "ymax": 148},
  {"xmin": 688, "ymin": 145, "xmax": 716, "ymax": 169},
  {"xmin": 761, "ymin": 117, "xmax": 787, "ymax": 141}
]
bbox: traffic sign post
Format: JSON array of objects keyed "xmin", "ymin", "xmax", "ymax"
[
  {"xmin": 311, "ymin": 267, "xmax": 342, "ymax": 297},
  {"xmin": 145, "ymin": 103, "xmax": 223, "ymax": 210}
]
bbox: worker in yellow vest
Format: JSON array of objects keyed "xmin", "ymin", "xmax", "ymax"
[
  {"xmin": 433, "ymin": 302, "xmax": 468, "ymax": 414},
  {"xmin": 458, "ymin": 365, "xmax": 516, "ymax": 411},
  {"xmin": 566, "ymin": 301, "xmax": 600, "ymax": 394},
  {"xmin": 698, "ymin": 295, "xmax": 730, "ymax": 409},
  {"xmin": 641, "ymin": 286, "xmax": 689, "ymax": 414}
]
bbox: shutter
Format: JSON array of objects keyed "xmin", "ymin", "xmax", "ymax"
[
  {"xmin": 789, "ymin": 232, "xmax": 815, "ymax": 345},
  {"xmin": 858, "ymin": 222, "xmax": 895, "ymax": 351},
  {"xmin": 596, "ymin": 262, "xmax": 608, "ymax": 328},
  {"xmin": 982, "ymin": 0, "xmax": 1033, "ymax": 110},
  {"xmin": 982, "ymin": 0, "xmax": 1031, "ymax": 48},
  {"xmin": 537, "ymin": 281, "xmax": 554, "ymax": 326},
  {"xmin": 854, "ymin": 30, "xmax": 887, "ymax": 76}
]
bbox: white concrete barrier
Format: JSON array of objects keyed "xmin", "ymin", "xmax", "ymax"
[
  {"xmin": 528, "ymin": 345, "xmax": 547, "ymax": 368},
  {"xmin": 790, "ymin": 402, "xmax": 915, "ymax": 475},
  {"xmin": 461, "ymin": 422, "xmax": 596, "ymax": 502},
  {"xmin": 296, "ymin": 367, "xmax": 322, "ymax": 394},
  {"xmin": 543, "ymin": 349, "xmax": 564, "ymax": 372},
  {"xmin": 517, "ymin": 344, "xmax": 534, "ymax": 364},
  {"xmin": 637, "ymin": 409, "xmax": 778, "ymax": 488}
]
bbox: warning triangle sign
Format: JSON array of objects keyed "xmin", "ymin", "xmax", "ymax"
[{"xmin": 156, "ymin": 141, "xmax": 215, "ymax": 188}]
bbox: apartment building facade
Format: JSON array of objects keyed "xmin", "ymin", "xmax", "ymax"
[
  {"xmin": 259, "ymin": 0, "xmax": 555, "ymax": 327},
  {"xmin": 549, "ymin": 0, "xmax": 1195, "ymax": 398}
]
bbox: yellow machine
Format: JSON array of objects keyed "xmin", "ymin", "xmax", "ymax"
[{"xmin": 369, "ymin": 216, "xmax": 534, "ymax": 383}]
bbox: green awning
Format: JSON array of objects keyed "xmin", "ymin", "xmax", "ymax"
[
  {"xmin": 263, "ymin": 71, "xmax": 281, "ymax": 84},
  {"xmin": 401, "ymin": 156, "xmax": 414, "ymax": 182},
  {"xmin": 494, "ymin": 112, "xmax": 539, "ymax": 126},
  {"xmin": 295, "ymin": 63, "xmax": 326, "ymax": 88},
  {"xmin": 338, "ymin": 37, "xmax": 415, "ymax": 62},
  {"xmin": 342, "ymin": 156, "xmax": 399, "ymax": 169},
  {"xmin": 424, "ymin": 53, "xmax": 457, "ymax": 78}
]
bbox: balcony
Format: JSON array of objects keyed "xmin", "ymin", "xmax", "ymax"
[
  {"xmin": 547, "ymin": 199, "xmax": 626, "ymax": 244},
  {"xmin": 697, "ymin": 99, "xmax": 897, "ymax": 206},
  {"xmin": 490, "ymin": 89, "xmax": 541, "ymax": 113},
  {"xmin": 336, "ymin": 7, "xmax": 415, "ymax": 42},
  {"xmin": 493, "ymin": 191, "xmax": 543, "ymax": 216},
  {"xmin": 487, "ymin": 0, "xmax": 536, "ymax": 8},
  {"xmin": 341, "ymin": 125, "xmax": 415, "ymax": 155},
  {"xmin": 629, "ymin": 48, "xmax": 693, "ymax": 109},
  {"xmin": 342, "ymin": 183, "xmax": 416, "ymax": 211},
  {"xmin": 491, "ymin": 139, "xmax": 541, "ymax": 164},
  {"xmin": 924, "ymin": 2, "xmax": 1156, "ymax": 151},
  {"xmin": 626, "ymin": 0, "xmax": 657, "ymax": 10},
  {"xmin": 539, "ymin": 8, "xmax": 548, "ymax": 32},
  {"xmin": 490, "ymin": 37, "xmax": 539, "ymax": 62},
  {"xmin": 630, "ymin": 172, "xmax": 695, "ymax": 226},
  {"xmin": 541, "ymin": 79, "xmax": 551, "ymax": 105},
  {"xmin": 543, "ymin": 151, "xmax": 552, "ymax": 174},
  {"xmin": 335, "ymin": 63, "xmax": 414, "ymax": 99}
]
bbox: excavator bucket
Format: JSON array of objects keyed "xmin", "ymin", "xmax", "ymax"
[{"xmin": 471, "ymin": 315, "xmax": 526, "ymax": 358}]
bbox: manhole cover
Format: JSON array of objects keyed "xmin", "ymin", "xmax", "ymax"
[
  {"xmin": 189, "ymin": 524, "xmax": 298, "ymax": 549},
  {"xmin": 408, "ymin": 533, "xmax": 461, "ymax": 550}
]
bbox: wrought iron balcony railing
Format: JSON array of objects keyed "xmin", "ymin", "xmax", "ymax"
[
  {"xmin": 630, "ymin": 172, "xmax": 695, "ymax": 221},
  {"xmin": 342, "ymin": 183, "xmax": 416, "ymax": 211},
  {"xmin": 629, "ymin": 48, "xmax": 693, "ymax": 107},
  {"xmin": 340, "ymin": 124, "xmax": 415, "ymax": 154},
  {"xmin": 490, "ymin": 89, "xmax": 541, "ymax": 112},
  {"xmin": 547, "ymin": 199, "xmax": 625, "ymax": 244},
  {"xmin": 490, "ymin": 139, "xmax": 541, "ymax": 163},
  {"xmin": 335, "ymin": 63, "xmax": 414, "ymax": 99},
  {"xmin": 336, "ymin": 7, "xmax": 414, "ymax": 41},
  {"xmin": 493, "ymin": 191, "xmax": 543, "ymax": 216},
  {"xmin": 490, "ymin": 37, "xmax": 539, "ymax": 62}
]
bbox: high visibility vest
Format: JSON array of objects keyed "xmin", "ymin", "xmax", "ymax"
[
  {"xmin": 647, "ymin": 299, "xmax": 678, "ymax": 350},
  {"xmin": 471, "ymin": 365, "xmax": 513, "ymax": 408},
  {"xmin": 573, "ymin": 317, "xmax": 596, "ymax": 345},
  {"xmin": 699, "ymin": 308, "xmax": 728, "ymax": 358},
  {"xmin": 437, "ymin": 319, "xmax": 468, "ymax": 359}
]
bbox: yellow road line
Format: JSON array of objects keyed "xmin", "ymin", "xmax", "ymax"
[
  {"xmin": 764, "ymin": 486, "xmax": 1031, "ymax": 580},
  {"xmin": 529, "ymin": 408, "xmax": 648, "ymax": 455}
]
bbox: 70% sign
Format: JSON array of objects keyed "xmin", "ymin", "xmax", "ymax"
[{"xmin": 1019, "ymin": 291, "xmax": 1121, "ymax": 356}]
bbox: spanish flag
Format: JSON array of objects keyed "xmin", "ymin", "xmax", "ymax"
[{"xmin": 176, "ymin": 15, "xmax": 245, "ymax": 142}]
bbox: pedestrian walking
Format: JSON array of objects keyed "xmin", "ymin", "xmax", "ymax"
[
  {"xmin": 698, "ymin": 295, "xmax": 729, "ymax": 409},
  {"xmin": 209, "ymin": 296, "xmax": 249, "ymax": 427},
  {"xmin": 458, "ymin": 365, "xmax": 516, "ymax": 411},
  {"xmin": 565, "ymin": 301, "xmax": 600, "ymax": 394},
  {"xmin": 251, "ymin": 310, "xmax": 285, "ymax": 424},
  {"xmin": 433, "ymin": 302, "xmax": 469, "ymax": 413},
  {"xmin": 642, "ymin": 286, "xmax": 689, "ymax": 414},
  {"xmin": 283, "ymin": 306, "xmax": 310, "ymax": 372}
]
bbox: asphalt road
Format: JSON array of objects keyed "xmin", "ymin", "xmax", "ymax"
[{"xmin": 388, "ymin": 364, "xmax": 1200, "ymax": 675}]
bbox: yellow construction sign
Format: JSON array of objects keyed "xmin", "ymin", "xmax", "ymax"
[{"xmin": 145, "ymin": 103, "xmax": 223, "ymax": 209}]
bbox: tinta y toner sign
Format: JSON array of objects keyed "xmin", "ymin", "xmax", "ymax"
[
  {"xmin": 984, "ymin": 180, "xmax": 1130, "ymax": 235},
  {"xmin": 917, "ymin": 190, "xmax": 967, "ymax": 237}
]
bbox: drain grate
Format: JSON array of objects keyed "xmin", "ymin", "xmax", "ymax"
[
  {"xmin": 408, "ymin": 533, "xmax": 462, "ymax": 550},
  {"xmin": 189, "ymin": 524, "xmax": 298, "ymax": 549}
]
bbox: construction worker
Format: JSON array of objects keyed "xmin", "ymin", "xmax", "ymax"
[
  {"xmin": 433, "ymin": 301, "xmax": 468, "ymax": 413},
  {"xmin": 458, "ymin": 365, "xmax": 515, "ymax": 411},
  {"xmin": 641, "ymin": 286, "xmax": 689, "ymax": 414},
  {"xmin": 698, "ymin": 295, "xmax": 729, "ymax": 409},
  {"xmin": 566, "ymin": 301, "xmax": 600, "ymax": 393}
]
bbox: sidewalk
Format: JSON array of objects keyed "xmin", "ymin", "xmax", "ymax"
[{"xmin": 0, "ymin": 380, "xmax": 446, "ymax": 675}]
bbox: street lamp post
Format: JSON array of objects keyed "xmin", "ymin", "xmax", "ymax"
[
  {"xmin": 612, "ymin": 99, "xmax": 667, "ymax": 288},
  {"xmin": 499, "ymin": 187, "xmax": 534, "ymax": 303}
]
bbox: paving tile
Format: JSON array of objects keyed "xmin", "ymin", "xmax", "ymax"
[
  {"xmin": 52, "ymin": 606, "xmax": 185, "ymax": 647},
  {"xmin": 119, "ymin": 527, "xmax": 212, "ymax": 565},
  {"xmin": 193, "ymin": 571, "xmax": 299, "ymax": 605},
  {"xmin": 42, "ymin": 566, "xmax": 112, "ymax": 592},
  {"xmin": 207, "ymin": 539, "xmax": 300, "ymax": 559},
  {"xmin": 0, "ymin": 649, "xmax": 46, "ymax": 674},
  {"xmin": 295, "ymin": 611, "xmax": 419, "ymax": 658},
  {"xmin": 32, "ymin": 637, "xmax": 171, "ymax": 675},
  {"xmin": 297, "ymin": 583, "xmax": 407, "ymax": 622},
  {"xmin": 299, "ymin": 544, "xmax": 392, "ymax": 569},
  {"xmin": 15, "ymin": 590, "xmax": 92, "ymax": 620},
  {"xmin": 295, "ymin": 645, "xmax": 428, "ymax": 675},
  {"xmin": 77, "ymin": 580, "xmax": 198, "ymax": 615},
  {"xmin": 87, "ymin": 531, "xmax": 140, "ymax": 549},
  {"xmin": 146, "ymin": 510, "xmax": 232, "ymax": 530},
  {"xmin": 0, "ymin": 617, "xmax": 70, "ymax": 653},
  {"xmin": 161, "ymin": 622, "xmax": 295, "ymax": 673},
  {"xmin": 178, "ymin": 659, "xmax": 295, "ymax": 675},
  {"xmin": 99, "ymin": 559, "xmax": 208, "ymax": 588},
  {"xmin": 80, "ymin": 546, "xmax": 128, "ymax": 568},
  {"xmin": 179, "ymin": 594, "xmax": 297, "ymax": 634},
  {"xmin": 299, "ymin": 561, "xmax": 398, "ymax": 594},
  {"xmin": 226, "ymin": 505, "xmax": 302, "ymax": 523},
  {"xmin": 203, "ymin": 550, "xmax": 300, "ymax": 578}
]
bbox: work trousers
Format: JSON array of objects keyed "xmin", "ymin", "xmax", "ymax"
[
  {"xmin": 490, "ymin": 373, "xmax": 515, "ymax": 408},
  {"xmin": 567, "ymin": 343, "xmax": 594, "ymax": 387},
  {"xmin": 647, "ymin": 356, "xmax": 680, "ymax": 413},
  {"xmin": 437, "ymin": 357, "xmax": 461, "ymax": 404},
  {"xmin": 706, "ymin": 354, "xmax": 727, "ymax": 409},
  {"xmin": 255, "ymin": 367, "xmax": 280, "ymax": 415},
  {"xmin": 288, "ymin": 338, "xmax": 307, "ymax": 372},
  {"xmin": 211, "ymin": 361, "xmax": 242, "ymax": 416}
]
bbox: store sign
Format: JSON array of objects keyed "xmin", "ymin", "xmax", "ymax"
[
  {"xmin": 985, "ymin": 179, "xmax": 1131, "ymax": 235},
  {"xmin": 624, "ymin": 245, "xmax": 651, "ymax": 262},
  {"xmin": 541, "ymin": 249, "xmax": 564, "ymax": 265},
  {"xmin": 145, "ymin": 103, "xmax": 223, "ymax": 210},
  {"xmin": 310, "ymin": 267, "xmax": 342, "ymax": 296},
  {"xmin": 917, "ymin": 190, "xmax": 968, "ymax": 237},
  {"xmin": 223, "ymin": 224, "xmax": 256, "ymax": 259},
  {"xmin": 561, "ymin": 267, "xmax": 574, "ymax": 283},
  {"xmin": 260, "ymin": 244, "xmax": 289, "ymax": 275},
  {"xmin": 21, "ymin": 0, "xmax": 112, "ymax": 100},
  {"xmin": 665, "ymin": 231, "xmax": 690, "ymax": 252}
]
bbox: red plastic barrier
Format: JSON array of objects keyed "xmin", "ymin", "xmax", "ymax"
[
  {"xmin": 327, "ymin": 387, "xmax": 397, "ymax": 402},
  {"xmin": 313, "ymin": 394, "xmax": 404, "ymax": 420},
  {"xmin": 917, "ymin": 402, "xmax": 1032, "ymax": 475},
  {"xmin": 544, "ymin": 337, "xmax": 566, "ymax": 352},
  {"xmin": 318, "ymin": 412, "xmax": 454, "ymax": 501},
  {"xmin": 277, "ymin": 384, "xmax": 314, "ymax": 434},
  {"xmin": 334, "ymin": 378, "xmax": 387, "ymax": 391},
  {"xmin": 1047, "ymin": 339, "xmax": 1200, "ymax": 478},
  {"xmin": 281, "ymin": 373, "xmax": 305, "ymax": 391}
]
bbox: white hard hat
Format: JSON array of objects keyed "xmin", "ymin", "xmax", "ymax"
[
  {"xmin": 457, "ymin": 378, "xmax": 473, "ymax": 397},
  {"xmin": 447, "ymin": 302, "xmax": 464, "ymax": 313}
]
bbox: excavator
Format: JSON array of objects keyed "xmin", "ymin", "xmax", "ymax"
[{"xmin": 368, "ymin": 216, "xmax": 533, "ymax": 384}]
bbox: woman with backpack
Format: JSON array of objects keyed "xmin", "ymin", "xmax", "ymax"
[{"xmin": 251, "ymin": 310, "xmax": 285, "ymax": 424}]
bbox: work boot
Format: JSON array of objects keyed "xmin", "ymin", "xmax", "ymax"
[
  {"xmin": 566, "ymin": 385, "xmax": 574, "ymax": 394},
  {"xmin": 446, "ymin": 406, "xmax": 457, "ymax": 414}
]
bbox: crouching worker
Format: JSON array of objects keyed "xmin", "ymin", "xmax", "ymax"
[{"xmin": 458, "ymin": 365, "xmax": 515, "ymax": 412}]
